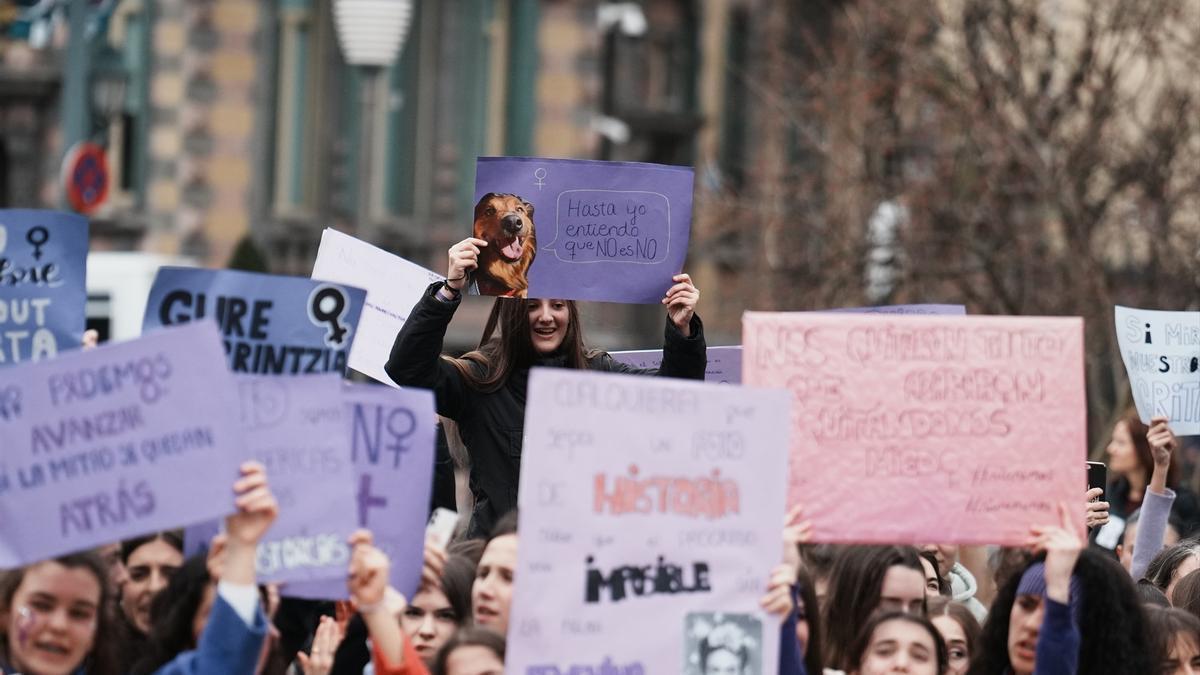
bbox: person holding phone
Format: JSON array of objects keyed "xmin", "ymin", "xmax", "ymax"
[{"xmin": 1098, "ymin": 411, "xmax": 1199, "ymax": 550}]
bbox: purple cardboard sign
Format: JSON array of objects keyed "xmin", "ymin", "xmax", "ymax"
[
  {"xmin": 183, "ymin": 375, "xmax": 358, "ymax": 585},
  {"xmin": 142, "ymin": 268, "xmax": 366, "ymax": 375},
  {"xmin": 0, "ymin": 210, "xmax": 89, "ymax": 367},
  {"xmin": 0, "ymin": 321, "xmax": 244, "ymax": 567},
  {"xmin": 610, "ymin": 345, "xmax": 743, "ymax": 384},
  {"xmin": 283, "ymin": 382, "xmax": 436, "ymax": 600},
  {"xmin": 471, "ymin": 157, "xmax": 694, "ymax": 303}
]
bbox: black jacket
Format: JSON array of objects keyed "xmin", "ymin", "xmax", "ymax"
[{"xmin": 385, "ymin": 282, "xmax": 707, "ymax": 537}]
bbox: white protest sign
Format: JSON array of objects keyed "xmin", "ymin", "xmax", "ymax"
[
  {"xmin": 311, "ymin": 228, "xmax": 443, "ymax": 387},
  {"xmin": 1115, "ymin": 306, "xmax": 1200, "ymax": 434},
  {"xmin": 507, "ymin": 369, "xmax": 790, "ymax": 675}
]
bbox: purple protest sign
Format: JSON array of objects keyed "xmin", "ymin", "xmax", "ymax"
[
  {"xmin": 283, "ymin": 382, "xmax": 436, "ymax": 599},
  {"xmin": 0, "ymin": 321, "xmax": 244, "ymax": 567},
  {"xmin": 183, "ymin": 375, "xmax": 358, "ymax": 585},
  {"xmin": 0, "ymin": 210, "xmax": 88, "ymax": 367},
  {"xmin": 142, "ymin": 268, "xmax": 366, "ymax": 375},
  {"xmin": 471, "ymin": 157, "xmax": 694, "ymax": 303},
  {"xmin": 610, "ymin": 345, "xmax": 743, "ymax": 384}
]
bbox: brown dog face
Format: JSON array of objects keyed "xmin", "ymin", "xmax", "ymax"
[
  {"xmin": 472, "ymin": 193, "xmax": 537, "ymax": 296},
  {"xmin": 473, "ymin": 193, "xmax": 535, "ymax": 261}
]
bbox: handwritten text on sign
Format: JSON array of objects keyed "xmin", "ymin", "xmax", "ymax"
[
  {"xmin": 282, "ymin": 383, "xmax": 435, "ymax": 600},
  {"xmin": 474, "ymin": 157, "xmax": 693, "ymax": 304},
  {"xmin": 184, "ymin": 374, "xmax": 358, "ymax": 584},
  {"xmin": 0, "ymin": 210, "xmax": 88, "ymax": 366},
  {"xmin": 742, "ymin": 313, "xmax": 1086, "ymax": 546},
  {"xmin": 1114, "ymin": 306, "xmax": 1200, "ymax": 435},
  {"xmin": 507, "ymin": 369, "xmax": 790, "ymax": 674},
  {"xmin": 0, "ymin": 322, "xmax": 243, "ymax": 567}
]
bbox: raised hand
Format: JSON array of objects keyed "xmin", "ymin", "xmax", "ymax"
[
  {"xmin": 760, "ymin": 563, "xmax": 797, "ymax": 618},
  {"xmin": 226, "ymin": 462, "xmax": 278, "ymax": 548},
  {"xmin": 782, "ymin": 503, "xmax": 813, "ymax": 574},
  {"xmin": 1148, "ymin": 416, "xmax": 1178, "ymax": 467},
  {"xmin": 1084, "ymin": 487, "xmax": 1109, "ymax": 529},
  {"xmin": 296, "ymin": 615, "xmax": 345, "ymax": 675},
  {"xmin": 446, "ymin": 238, "xmax": 488, "ymax": 291},
  {"xmin": 663, "ymin": 273, "xmax": 700, "ymax": 336},
  {"xmin": 1029, "ymin": 501, "xmax": 1083, "ymax": 603}
]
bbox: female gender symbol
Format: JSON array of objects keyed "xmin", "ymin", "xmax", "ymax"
[
  {"xmin": 26, "ymin": 226, "xmax": 48, "ymax": 260},
  {"xmin": 533, "ymin": 168, "xmax": 547, "ymax": 190}
]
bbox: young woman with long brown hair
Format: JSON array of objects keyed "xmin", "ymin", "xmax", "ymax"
[{"xmin": 386, "ymin": 237, "xmax": 707, "ymax": 536}]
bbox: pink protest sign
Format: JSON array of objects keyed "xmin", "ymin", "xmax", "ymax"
[{"xmin": 742, "ymin": 312, "xmax": 1086, "ymax": 545}]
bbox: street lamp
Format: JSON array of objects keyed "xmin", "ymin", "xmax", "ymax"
[
  {"xmin": 333, "ymin": 0, "xmax": 414, "ymax": 236},
  {"xmin": 89, "ymin": 45, "xmax": 128, "ymax": 131}
]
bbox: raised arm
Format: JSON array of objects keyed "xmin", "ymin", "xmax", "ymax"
[
  {"xmin": 1132, "ymin": 416, "xmax": 1179, "ymax": 580},
  {"xmin": 600, "ymin": 272, "xmax": 707, "ymax": 379},
  {"xmin": 385, "ymin": 238, "xmax": 489, "ymax": 419}
]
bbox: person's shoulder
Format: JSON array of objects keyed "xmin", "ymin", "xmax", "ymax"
[{"xmin": 585, "ymin": 349, "xmax": 616, "ymax": 370}]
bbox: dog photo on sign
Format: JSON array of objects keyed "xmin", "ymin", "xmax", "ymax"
[{"xmin": 469, "ymin": 192, "xmax": 537, "ymax": 298}]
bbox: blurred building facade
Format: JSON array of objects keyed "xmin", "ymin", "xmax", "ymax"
[{"xmin": 0, "ymin": 0, "xmax": 795, "ymax": 347}]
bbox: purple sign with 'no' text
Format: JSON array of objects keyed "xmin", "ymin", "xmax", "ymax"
[
  {"xmin": 283, "ymin": 383, "xmax": 436, "ymax": 599},
  {"xmin": 0, "ymin": 321, "xmax": 244, "ymax": 567},
  {"xmin": 471, "ymin": 157, "xmax": 694, "ymax": 304}
]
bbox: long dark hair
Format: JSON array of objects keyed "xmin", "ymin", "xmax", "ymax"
[
  {"xmin": 1146, "ymin": 537, "xmax": 1200, "ymax": 590},
  {"xmin": 795, "ymin": 567, "xmax": 824, "ymax": 675},
  {"xmin": 848, "ymin": 611, "xmax": 949, "ymax": 675},
  {"xmin": 927, "ymin": 596, "xmax": 981, "ymax": 663},
  {"xmin": 821, "ymin": 545, "xmax": 924, "ymax": 670},
  {"xmin": 439, "ymin": 554, "xmax": 477, "ymax": 625},
  {"xmin": 445, "ymin": 298, "xmax": 592, "ymax": 392},
  {"xmin": 120, "ymin": 530, "xmax": 184, "ymax": 564},
  {"xmin": 966, "ymin": 549, "xmax": 1153, "ymax": 675},
  {"xmin": 1116, "ymin": 409, "xmax": 1179, "ymax": 489},
  {"xmin": 0, "ymin": 551, "xmax": 120, "ymax": 675},
  {"xmin": 1146, "ymin": 606, "xmax": 1200, "ymax": 671},
  {"xmin": 433, "ymin": 626, "xmax": 506, "ymax": 675},
  {"xmin": 132, "ymin": 553, "xmax": 211, "ymax": 675}
]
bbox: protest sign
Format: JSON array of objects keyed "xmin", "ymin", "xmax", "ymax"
[
  {"xmin": 471, "ymin": 157, "xmax": 694, "ymax": 303},
  {"xmin": 0, "ymin": 321, "xmax": 244, "ymax": 567},
  {"xmin": 608, "ymin": 307, "xmax": 965, "ymax": 384},
  {"xmin": 183, "ymin": 374, "xmax": 357, "ymax": 585},
  {"xmin": 142, "ymin": 268, "xmax": 366, "ymax": 375},
  {"xmin": 507, "ymin": 369, "xmax": 790, "ymax": 674},
  {"xmin": 610, "ymin": 346, "xmax": 744, "ymax": 384},
  {"xmin": 743, "ymin": 312, "xmax": 1086, "ymax": 545},
  {"xmin": 283, "ymin": 382, "xmax": 436, "ymax": 599},
  {"xmin": 0, "ymin": 210, "xmax": 88, "ymax": 366},
  {"xmin": 311, "ymin": 228, "xmax": 444, "ymax": 387},
  {"xmin": 826, "ymin": 304, "xmax": 966, "ymax": 315},
  {"xmin": 1115, "ymin": 306, "xmax": 1200, "ymax": 435}
]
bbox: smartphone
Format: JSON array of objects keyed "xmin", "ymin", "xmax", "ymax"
[
  {"xmin": 1087, "ymin": 461, "xmax": 1107, "ymax": 499},
  {"xmin": 426, "ymin": 507, "xmax": 460, "ymax": 549}
]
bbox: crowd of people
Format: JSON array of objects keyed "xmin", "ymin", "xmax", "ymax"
[{"xmin": 2, "ymin": 236, "xmax": 1198, "ymax": 675}]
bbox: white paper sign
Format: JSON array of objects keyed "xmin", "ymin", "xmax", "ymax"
[
  {"xmin": 311, "ymin": 229, "xmax": 443, "ymax": 387},
  {"xmin": 1115, "ymin": 306, "xmax": 1200, "ymax": 434},
  {"xmin": 507, "ymin": 369, "xmax": 790, "ymax": 675}
]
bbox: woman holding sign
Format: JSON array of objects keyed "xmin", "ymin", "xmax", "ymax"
[{"xmin": 386, "ymin": 237, "xmax": 706, "ymax": 536}]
